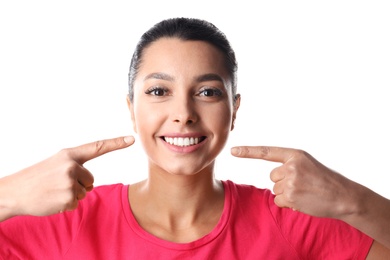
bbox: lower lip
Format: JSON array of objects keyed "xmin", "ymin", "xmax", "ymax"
[{"xmin": 160, "ymin": 138, "xmax": 206, "ymax": 153}]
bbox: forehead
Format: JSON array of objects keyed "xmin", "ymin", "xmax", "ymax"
[{"xmin": 137, "ymin": 38, "xmax": 229, "ymax": 81}]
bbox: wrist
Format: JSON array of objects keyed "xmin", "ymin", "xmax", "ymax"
[
  {"xmin": 334, "ymin": 179, "xmax": 368, "ymax": 221},
  {"xmin": 0, "ymin": 175, "xmax": 21, "ymax": 222}
]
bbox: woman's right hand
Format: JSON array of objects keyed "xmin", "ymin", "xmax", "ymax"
[{"xmin": 0, "ymin": 136, "xmax": 134, "ymax": 221}]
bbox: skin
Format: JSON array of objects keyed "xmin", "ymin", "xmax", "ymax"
[
  {"xmin": 0, "ymin": 136, "xmax": 134, "ymax": 221},
  {"xmin": 0, "ymin": 37, "xmax": 389, "ymax": 258},
  {"xmin": 231, "ymin": 146, "xmax": 390, "ymax": 258},
  {"xmin": 125, "ymin": 37, "xmax": 390, "ymax": 256},
  {"xmin": 126, "ymin": 38, "xmax": 239, "ymax": 242}
]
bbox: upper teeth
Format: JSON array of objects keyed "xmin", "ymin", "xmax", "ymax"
[{"xmin": 164, "ymin": 137, "xmax": 200, "ymax": 147}]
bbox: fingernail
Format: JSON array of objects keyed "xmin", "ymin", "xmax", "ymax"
[
  {"xmin": 231, "ymin": 147, "xmax": 240, "ymax": 155},
  {"xmin": 124, "ymin": 136, "xmax": 134, "ymax": 144}
]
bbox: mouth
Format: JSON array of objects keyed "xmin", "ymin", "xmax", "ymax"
[{"xmin": 162, "ymin": 136, "xmax": 207, "ymax": 147}]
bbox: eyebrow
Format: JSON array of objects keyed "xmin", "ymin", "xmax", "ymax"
[
  {"xmin": 144, "ymin": 72, "xmax": 174, "ymax": 82},
  {"xmin": 144, "ymin": 72, "xmax": 224, "ymax": 84},
  {"xmin": 195, "ymin": 73, "xmax": 224, "ymax": 83}
]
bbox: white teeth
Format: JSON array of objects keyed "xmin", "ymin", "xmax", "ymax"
[{"xmin": 165, "ymin": 137, "xmax": 200, "ymax": 147}]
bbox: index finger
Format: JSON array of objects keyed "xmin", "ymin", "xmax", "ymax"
[
  {"xmin": 231, "ymin": 146, "xmax": 295, "ymax": 163},
  {"xmin": 67, "ymin": 136, "xmax": 135, "ymax": 164}
]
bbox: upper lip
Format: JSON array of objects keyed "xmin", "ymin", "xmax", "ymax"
[{"xmin": 159, "ymin": 132, "xmax": 205, "ymax": 138}]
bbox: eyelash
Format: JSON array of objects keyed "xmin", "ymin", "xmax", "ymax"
[
  {"xmin": 144, "ymin": 86, "xmax": 223, "ymax": 98},
  {"xmin": 144, "ymin": 86, "xmax": 169, "ymax": 96},
  {"xmin": 198, "ymin": 87, "xmax": 223, "ymax": 97}
]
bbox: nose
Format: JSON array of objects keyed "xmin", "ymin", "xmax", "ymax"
[{"xmin": 171, "ymin": 96, "xmax": 198, "ymax": 125}]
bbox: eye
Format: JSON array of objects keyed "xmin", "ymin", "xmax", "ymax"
[
  {"xmin": 198, "ymin": 87, "xmax": 223, "ymax": 97},
  {"xmin": 145, "ymin": 86, "xmax": 168, "ymax": 96}
]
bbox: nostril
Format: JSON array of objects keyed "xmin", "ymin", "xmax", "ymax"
[
  {"xmin": 172, "ymin": 112, "xmax": 197, "ymax": 124},
  {"xmin": 173, "ymin": 119, "xmax": 194, "ymax": 124}
]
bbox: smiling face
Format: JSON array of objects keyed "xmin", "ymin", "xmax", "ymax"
[{"xmin": 128, "ymin": 37, "xmax": 240, "ymax": 176}]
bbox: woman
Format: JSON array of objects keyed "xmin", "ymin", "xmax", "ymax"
[{"xmin": 1, "ymin": 17, "xmax": 389, "ymax": 259}]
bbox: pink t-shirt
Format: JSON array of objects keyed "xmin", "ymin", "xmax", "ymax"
[{"xmin": 0, "ymin": 180, "xmax": 373, "ymax": 259}]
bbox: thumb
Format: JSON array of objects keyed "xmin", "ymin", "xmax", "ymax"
[{"xmin": 67, "ymin": 136, "xmax": 135, "ymax": 164}]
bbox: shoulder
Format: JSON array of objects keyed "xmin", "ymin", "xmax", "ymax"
[
  {"xmin": 79, "ymin": 183, "xmax": 127, "ymax": 209},
  {"xmin": 222, "ymin": 180, "xmax": 276, "ymax": 220},
  {"xmin": 91, "ymin": 183, "xmax": 126, "ymax": 193},
  {"xmin": 222, "ymin": 180, "xmax": 274, "ymax": 203}
]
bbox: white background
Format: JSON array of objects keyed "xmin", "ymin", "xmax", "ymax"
[{"xmin": 1, "ymin": 1, "xmax": 389, "ymax": 198}]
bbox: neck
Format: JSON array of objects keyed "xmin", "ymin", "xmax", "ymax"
[
  {"xmin": 128, "ymin": 163, "xmax": 224, "ymax": 242},
  {"xmin": 147, "ymin": 163, "xmax": 221, "ymax": 216}
]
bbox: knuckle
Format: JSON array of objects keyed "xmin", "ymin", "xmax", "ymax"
[
  {"xmin": 286, "ymin": 163, "xmax": 298, "ymax": 175},
  {"xmin": 240, "ymin": 146, "xmax": 271, "ymax": 158},
  {"xmin": 58, "ymin": 148, "xmax": 72, "ymax": 158},
  {"xmin": 240, "ymin": 147, "xmax": 248, "ymax": 156},
  {"xmin": 285, "ymin": 178, "xmax": 296, "ymax": 190},
  {"xmin": 295, "ymin": 149, "xmax": 309, "ymax": 159},
  {"xmin": 94, "ymin": 140, "xmax": 105, "ymax": 154},
  {"xmin": 63, "ymin": 162, "xmax": 79, "ymax": 177},
  {"xmin": 284, "ymin": 183, "xmax": 299, "ymax": 203},
  {"xmin": 258, "ymin": 146, "xmax": 270, "ymax": 157},
  {"xmin": 284, "ymin": 191, "xmax": 295, "ymax": 204},
  {"xmin": 113, "ymin": 137, "xmax": 122, "ymax": 147}
]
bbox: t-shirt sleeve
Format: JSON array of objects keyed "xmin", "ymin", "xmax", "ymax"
[
  {"xmin": 266, "ymin": 191, "xmax": 374, "ymax": 259},
  {"xmin": 0, "ymin": 207, "xmax": 83, "ymax": 259}
]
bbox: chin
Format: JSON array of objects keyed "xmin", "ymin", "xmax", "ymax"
[
  {"xmin": 160, "ymin": 163, "xmax": 209, "ymax": 177},
  {"xmin": 165, "ymin": 168, "xmax": 201, "ymax": 176}
]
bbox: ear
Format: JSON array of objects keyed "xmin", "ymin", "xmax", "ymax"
[
  {"xmin": 231, "ymin": 94, "xmax": 241, "ymax": 131},
  {"xmin": 126, "ymin": 95, "xmax": 137, "ymax": 133}
]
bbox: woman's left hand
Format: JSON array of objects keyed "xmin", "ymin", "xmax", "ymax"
[{"xmin": 231, "ymin": 146, "xmax": 359, "ymax": 219}]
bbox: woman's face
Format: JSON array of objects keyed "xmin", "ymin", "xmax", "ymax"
[{"xmin": 128, "ymin": 38, "xmax": 239, "ymax": 176}]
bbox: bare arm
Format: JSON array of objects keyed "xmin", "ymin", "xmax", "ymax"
[
  {"xmin": 231, "ymin": 146, "xmax": 390, "ymax": 256},
  {"xmin": 0, "ymin": 136, "xmax": 134, "ymax": 222}
]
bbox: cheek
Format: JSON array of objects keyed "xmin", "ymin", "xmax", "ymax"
[
  {"xmin": 204, "ymin": 103, "xmax": 233, "ymax": 132},
  {"xmin": 133, "ymin": 105, "xmax": 163, "ymax": 154},
  {"xmin": 134, "ymin": 107, "xmax": 160, "ymax": 133}
]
